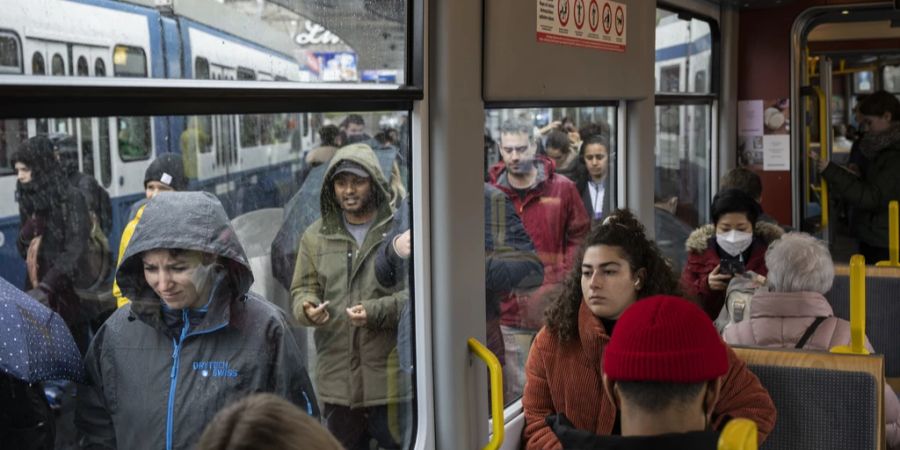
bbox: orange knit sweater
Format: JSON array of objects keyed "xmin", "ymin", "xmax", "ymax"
[{"xmin": 522, "ymin": 301, "xmax": 777, "ymax": 450}]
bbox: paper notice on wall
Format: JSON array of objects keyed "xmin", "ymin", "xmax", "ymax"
[
  {"xmin": 763, "ymin": 135, "xmax": 790, "ymax": 171},
  {"xmin": 738, "ymin": 100, "xmax": 764, "ymax": 136},
  {"xmin": 536, "ymin": 0, "xmax": 627, "ymax": 52}
]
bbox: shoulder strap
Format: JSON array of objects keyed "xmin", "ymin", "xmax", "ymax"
[{"xmin": 795, "ymin": 316, "xmax": 828, "ymax": 349}]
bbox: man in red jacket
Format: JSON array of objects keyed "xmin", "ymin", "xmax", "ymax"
[{"xmin": 489, "ymin": 117, "xmax": 590, "ymax": 403}]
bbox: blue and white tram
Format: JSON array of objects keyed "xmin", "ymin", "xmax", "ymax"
[{"xmin": 0, "ymin": 0, "xmax": 313, "ymax": 288}]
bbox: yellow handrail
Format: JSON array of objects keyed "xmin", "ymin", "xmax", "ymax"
[
  {"xmin": 876, "ymin": 200, "xmax": 900, "ymax": 267},
  {"xmin": 812, "ymin": 86, "xmax": 829, "ymax": 228},
  {"xmin": 468, "ymin": 337, "xmax": 504, "ymax": 450},
  {"xmin": 717, "ymin": 418, "xmax": 758, "ymax": 450},
  {"xmin": 831, "ymin": 254, "xmax": 870, "ymax": 355}
]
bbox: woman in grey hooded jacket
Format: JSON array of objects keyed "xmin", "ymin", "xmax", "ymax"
[{"xmin": 76, "ymin": 191, "xmax": 317, "ymax": 450}]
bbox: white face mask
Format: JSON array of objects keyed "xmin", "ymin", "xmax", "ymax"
[{"xmin": 716, "ymin": 230, "xmax": 753, "ymax": 257}]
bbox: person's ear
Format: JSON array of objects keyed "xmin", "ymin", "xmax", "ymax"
[
  {"xmin": 602, "ymin": 374, "xmax": 621, "ymax": 409},
  {"xmin": 885, "ymin": 111, "xmax": 893, "ymax": 123},
  {"xmin": 633, "ymin": 268, "xmax": 648, "ymax": 291},
  {"xmin": 703, "ymin": 377, "xmax": 724, "ymax": 426}
]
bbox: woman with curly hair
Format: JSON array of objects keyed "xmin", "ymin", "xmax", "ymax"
[{"xmin": 522, "ymin": 210, "xmax": 776, "ymax": 450}]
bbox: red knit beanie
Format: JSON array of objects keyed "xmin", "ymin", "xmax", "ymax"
[{"xmin": 603, "ymin": 295, "xmax": 728, "ymax": 383}]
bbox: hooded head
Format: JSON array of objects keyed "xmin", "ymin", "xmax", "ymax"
[
  {"xmin": 116, "ymin": 191, "xmax": 252, "ymax": 313},
  {"xmin": 12, "ymin": 135, "xmax": 66, "ymax": 212},
  {"xmin": 48, "ymin": 133, "xmax": 80, "ymax": 177},
  {"xmin": 144, "ymin": 153, "xmax": 188, "ymax": 198},
  {"xmin": 319, "ymin": 144, "xmax": 393, "ymax": 229}
]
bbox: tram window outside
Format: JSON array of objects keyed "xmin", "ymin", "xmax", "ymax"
[
  {"xmin": 77, "ymin": 56, "xmax": 89, "ymax": 76},
  {"xmin": 112, "ymin": 45, "xmax": 147, "ymax": 78},
  {"xmin": 79, "ymin": 118, "xmax": 95, "ymax": 177},
  {"xmin": 99, "ymin": 118, "xmax": 111, "ymax": 187},
  {"xmin": 31, "ymin": 52, "xmax": 44, "ymax": 75},
  {"xmin": 0, "ymin": 32, "xmax": 21, "ymax": 74},
  {"xmin": 117, "ymin": 117, "xmax": 151, "ymax": 161},
  {"xmin": 94, "ymin": 58, "xmax": 106, "ymax": 77},
  {"xmin": 654, "ymin": 7, "xmax": 717, "ymax": 274},
  {"xmin": 484, "ymin": 106, "xmax": 617, "ymax": 407},
  {"xmin": 0, "ymin": 119, "xmax": 27, "ymax": 176},
  {"xmin": 51, "ymin": 53, "xmax": 65, "ymax": 76},
  {"xmin": 0, "ymin": 111, "xmax": 416, "ymax": 449}
]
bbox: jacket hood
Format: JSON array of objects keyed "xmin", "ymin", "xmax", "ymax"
[
  {"xmin": 319, "ymin": 144, "xmax": 394, "ymax": 231},
  {"xmin": 685, "ymin": 221, "xmax": 784, "ymax": 253},
  {"xmin": 487, "ymin": 155, "xmax": 557, "ymax": 188},
  {"xmin": 116, "ymin": 191, "xmax": 252, "ymax": 306}
]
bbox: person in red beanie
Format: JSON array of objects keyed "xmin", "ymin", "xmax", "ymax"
[
  {"xmin": 546, "ymin": 295, "xmax": 730, "ymax": 449},
  {"xmin": 522, "ymin": 210, "xmax": 776, "ymax": 450}
]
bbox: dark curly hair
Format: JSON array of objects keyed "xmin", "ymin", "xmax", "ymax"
[{"xmin": 544, "ymin": 209, "xmax": 681, "ymax": 342}]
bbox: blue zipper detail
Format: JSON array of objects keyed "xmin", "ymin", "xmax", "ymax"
[
  {"xmin": 165, "ymin": 310, "xmax": 191, "ymax": 450},
  {"xmin": 302, "ymin": 391, "xmax": 312, "ymax": 415}
]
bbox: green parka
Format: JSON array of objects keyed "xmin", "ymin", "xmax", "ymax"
[
  {"xmin": 822, "ymin": 140, "xmax": 900, "ymax": 249},
  {"xmin": 291, "ymin": 144, "xmax": 410, "ymax": 408}
]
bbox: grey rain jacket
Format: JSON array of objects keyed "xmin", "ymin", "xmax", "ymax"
[{"xmin": 76, "ymin": 191, "xmax": 318, "ymax": 450}]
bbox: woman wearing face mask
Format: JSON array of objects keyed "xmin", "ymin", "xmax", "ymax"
[
  {"xmin": 76, "ymin": 191, "xmax": 318, "ymax": 450},
  {"xmin": 681, "ymin": 189, "xmax": 784, "ymax": 320},
  {"xmin": 522, "ymin": 210, "xmax": 776, "ymax": 450},
  {"xmin": 812, "ymin": 90, "xmax": 900, "ymax": 264}
]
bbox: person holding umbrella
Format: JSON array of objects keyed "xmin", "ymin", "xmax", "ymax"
[
  {"xmin": 76, "ymin": 191, "xmax": 317, "ymax": 450},
  {"xmin": 0, "ymin": 276, "xmax": 85, "ymax": 450}
]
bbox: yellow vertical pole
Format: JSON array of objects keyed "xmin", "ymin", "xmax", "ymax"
[
  {"xmin": 831, "ymin": 254, "xmax": 870, "ymax": 355},
  {"xmin": 876, "ymin": 201, "xmax": 900, "ymax": 267}
]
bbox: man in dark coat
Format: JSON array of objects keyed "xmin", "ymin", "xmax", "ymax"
[
  {"xmin": 12, "ymin": 136, "xmax": 92, "ymax": 354},
  {"xmin": 547, "ymin": 296, "xmax": 745, "ymax": 450},
  {"xmin": 51, "ymin": 133, "xmax": 112, "ymax": 234}
]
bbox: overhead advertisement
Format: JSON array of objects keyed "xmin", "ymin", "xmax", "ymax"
[{"xmin": 536, "ymin": 0, "xmax": 626, "ymax": 52}]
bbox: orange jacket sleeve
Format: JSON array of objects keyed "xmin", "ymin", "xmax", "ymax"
[
  {"xmin": 713, "ymin": 345, "xmax": 777, "ymax": 443},
  {"xmin": 522, "ymin": 329, "xmax": 564, "ymax": 450}
]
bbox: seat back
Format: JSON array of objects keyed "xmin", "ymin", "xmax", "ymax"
[
  {"xmin": 827, "ymin": 264, "xmax": 900, "ymax": 380},
  {"xmin": 733, "ymin": 346, "xmax": 884, "ymax": 450}
]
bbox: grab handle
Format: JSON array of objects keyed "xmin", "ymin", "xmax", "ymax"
[{"xmin": 468, "ymin": 337, "xmax": 504, "ymax": 450}]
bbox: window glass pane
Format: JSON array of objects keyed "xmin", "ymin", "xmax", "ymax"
[
  {"xmin": 31, "ymin": 52, "xmax": 44, "ymax": 75},
  {"xmin": 99, "ymin": 118, "xmax": 111, "ymax": 187},
  {"xmin": 0, "ymin": 33, "xmax": 20, "ymax": 73},
  {"xmin": 484, "ymin": 106, "xmax": 616, "ymax": 406},
  {"xmin": 95, "ymin": 58, "xmax": 106, "ymax": 77},
  {"xmin": 0, "ymin": 111, "xmax": 415, "ymax": 449},
  {"xmin": 0, "ymin": 119, "xmax": 27, "ymax": 176},
  {"xmin": 79, "ymin": 118, "xmax": 95, "ymax": 177},
  {"xmin": 194, "ymin": 57, "xmax": 210, "ymax": 80},
  {"xmin": 77, "ymin": 56, "xmax": 89, "ymax": 76},
  {"xmin": 117, "ymin": 117, "xmax": 151, "ymax": 161},
  {"xmin": 2, "ymin": 2, "xmax": 407, "ymax": 85},
  {"xmin": 51, "ymin": 53, "xmax": 65, "ymax": 76},
  {"xmin": 237, "ymin": 67, "xmax": 256, "ymax": 81},
  {"xmin": 113, "ymin": 45, "xmax": 147, "ymax": 77},
  {"xmin": 655, "ymin": 9, "xmax": 712, "ymax": 94},
  {"xmin": 654, "ymin": 104, "xmax": 710, "ymax": 274}
]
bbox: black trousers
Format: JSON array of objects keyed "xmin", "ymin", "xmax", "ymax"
[{"xmin": 323, "ymin": 403, "xmax": 408, "ymax": 450}]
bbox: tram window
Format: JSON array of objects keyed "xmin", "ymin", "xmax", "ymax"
[
  {"xmin": 98, "ymin": 118, "xmax": 111, "ymax": 187},
  {"xmin": 113, "ymin": 45, "xmax": 147, "ymax": 77},
  {"xmin": 79, "ymin": 118, "xmax": 95, "ymax": 177},
  {"xmin": 94, "ymin": 58, "xmax": 106, "ymax": 77},
  {"xmin": 655, "ymin": 8, "xmax": 712, "ymax": 94},
  {"xmin": 655, "ymin": 7, "xmax": 718, "ymax": 274},
  {"xmin": 885, "ymin": 65, "xmax": 900, "ymax": 93},
  {"xmin": 31, "ymin": 52, "xmax": 45, "ymax": 75},
  {"xmin": 117, "ymin": 117, "xmax": 151, "ymax": 161},
  {"xmin": 0, "ymin": 119, "xmax": 28, "ymax": 176},
  {"xmin": 854, "ymin": 71, "xmax": 874, "ymax": 94},
  {"xmin": 236, "ymin": 67, "xmax": 255, "ymax": 81},
  {"xmin": 77, "ymin": 56, "xmax": 89, "ymax": 76},
  {"xmin": 0, "ymin": 33, "xmax": 21, "ymax": 74},
  {"xmin": 484, "ymin": 105, "xmax": 617, "ymax": 407},
  {"xmin": 51, "ymin": 53, "xmax": 65, "ymax": 76},
  {"xmin": 240, "ymin": 115, "xmax": 260, "ymax": 147},
  {"xmin": 194, "ymin": 57, "xmax": 210, "ymax": 79}
]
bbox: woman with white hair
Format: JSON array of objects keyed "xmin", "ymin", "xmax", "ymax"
[{"xmin": 722, "ymin": 232, "xmax": 900, "ymax": 449}]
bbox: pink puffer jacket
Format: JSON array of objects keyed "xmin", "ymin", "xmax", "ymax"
[{"xmin": 722, "ymin": 291, "xmax": 900, "ymax": 449}]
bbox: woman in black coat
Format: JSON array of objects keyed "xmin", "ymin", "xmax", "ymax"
[{"xmin": 13, "ymin": 136, "xmax": 91, "ymax": 354}]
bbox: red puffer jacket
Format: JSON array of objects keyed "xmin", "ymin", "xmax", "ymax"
[{"xmin": 489, "ymin": 157, "xmax": 590, "ymax": 329}]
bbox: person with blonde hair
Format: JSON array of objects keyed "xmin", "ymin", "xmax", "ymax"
[{"xmin": 196, "ymin": 393, "xmax": 343, "ymax": 450}]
